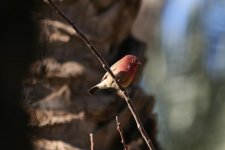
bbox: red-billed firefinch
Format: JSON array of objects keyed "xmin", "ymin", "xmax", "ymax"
[{"xmin": 88, "ymin": 55, "xmax": 141, "ymax": 95}]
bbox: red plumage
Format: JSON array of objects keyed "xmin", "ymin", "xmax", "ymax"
[{"xmin": 88, "ymin": 55, "xmax": 141, "ymax": 95}]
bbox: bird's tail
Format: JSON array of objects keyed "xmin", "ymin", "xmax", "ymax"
[{"xmin": 88, "ymin": 85, "xmax": 99, "ymax": 95}]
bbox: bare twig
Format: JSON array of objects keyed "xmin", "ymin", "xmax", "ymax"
[
  {"xmin": 90, "ymin": 133, "xmax": 94, "ymax": 150},
  {"xmin": 116, "ymin": 116, "xmax": 129, "ymax": 150},
  {"xmin": 47, "ymin": 1, "xmax": 154, "ymax": 150}
]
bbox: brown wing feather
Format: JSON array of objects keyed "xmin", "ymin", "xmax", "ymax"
[
  {"xmin": 101, "ymin": 66, "xmax": 117, "ymax": 81},
  {"xmin": 101, "ymin": 60, "xmax": 120, "ymax": 81}
]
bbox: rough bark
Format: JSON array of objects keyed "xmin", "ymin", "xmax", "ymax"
[{"xmin": 23, "ymin": 0, "xmax": 159, "ymax": 149}]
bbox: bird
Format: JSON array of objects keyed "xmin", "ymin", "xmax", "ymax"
[{"xmin": 88, "ymin": 55, "xmax": 141, "ymax": 95}]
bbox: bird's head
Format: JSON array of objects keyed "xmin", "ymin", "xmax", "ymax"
[{"xmin": 124, "ymin": 55, "xmax": 141, "ymax": 66}]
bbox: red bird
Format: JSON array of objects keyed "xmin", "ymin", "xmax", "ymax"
[{"xmin": 88, "ymin": 55, "xmax": 141, "ymax": 95}]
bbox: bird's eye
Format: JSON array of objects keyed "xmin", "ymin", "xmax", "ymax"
[{"xmin": 132, "ymin": 59, "xmax": 136, "ymax": 63}]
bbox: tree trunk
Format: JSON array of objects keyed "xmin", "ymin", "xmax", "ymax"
[{"xmin": 23, "ymin": 0, "xmax": 159, "ymax": 149}]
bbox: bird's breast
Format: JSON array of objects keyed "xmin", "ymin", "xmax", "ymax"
[{"xmin": 115, "ymin": 65, "xmax": 138, "ymax": 88}]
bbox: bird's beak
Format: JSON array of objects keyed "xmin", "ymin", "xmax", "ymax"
[{"xmin": 136, "ymin": 61, "xmax": 142, "ymax": 65}]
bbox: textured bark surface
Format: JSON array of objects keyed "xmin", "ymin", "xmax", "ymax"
[{"xmin": 23, "ymin": 0, "xmax": 159, "ymax": 149}]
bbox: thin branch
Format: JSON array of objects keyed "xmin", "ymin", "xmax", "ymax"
[
  {"xmin": 90, "ymin": 133, "xmax": 94, "ymax": 150},
  {"xmin": 46, "ymin": 1, "xmax": 155, "ymax": 150},
  {"xmin": 116, "ymin": 116, "xmax": 129, "ymax": 150}
]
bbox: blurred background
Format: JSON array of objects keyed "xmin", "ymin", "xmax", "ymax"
[{"xmin": 133, "ymin": 0, "xmax": 225, "ymax": 150}]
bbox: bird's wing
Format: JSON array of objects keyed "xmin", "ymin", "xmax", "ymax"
[
  {"xmin": 102, "ymin": 70, "xmax": 130, "ymax": 88},
  {"xmin": 101, "ymin": 61, "xmax": 119, "ymax": 81},
  {"xmin": 101, "ymin": 67, "xmax": 117, "ymax": 81}
]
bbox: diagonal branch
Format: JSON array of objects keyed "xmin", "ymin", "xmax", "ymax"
[
  {"xmin": 116, "ymin": 116, "xmax": 128, "ymax": 150},
  {"xmin": 46, "ymin": 1, "xmax": 155, "ymax": 150}
]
